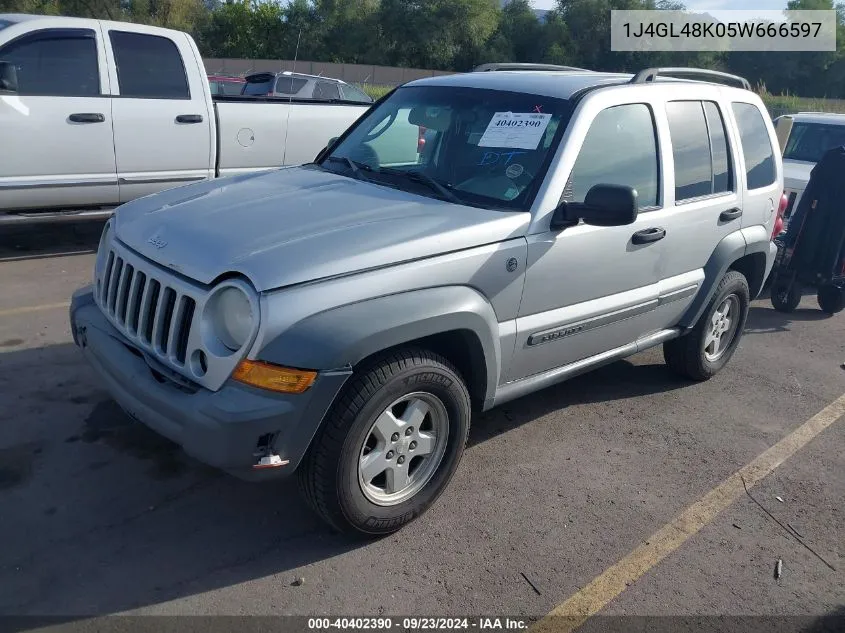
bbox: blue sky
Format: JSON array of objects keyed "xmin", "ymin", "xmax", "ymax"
[{"xmin": 532, "ymin": 0, "xmax": 790, "ymax": 9}]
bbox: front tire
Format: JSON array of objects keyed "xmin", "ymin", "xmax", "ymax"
[
  {"xmin": 298, "ymin": 348, "xmax": 471, "ymax": 536},
  {"xmin": 664, "ymin": 270, "xmax": 750, "ymax": 381}
]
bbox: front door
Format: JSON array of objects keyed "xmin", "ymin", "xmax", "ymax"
[
  {"xmin": 102, "ymin": 25, "xmax": 212, "ymax": 203},
  {"xmin": 0, "ymin": 26, "xmax": 117, "ymax": 211},
  {"xmin": 507, "ymin": 102, "xmax": 666, "ymax": 382}
]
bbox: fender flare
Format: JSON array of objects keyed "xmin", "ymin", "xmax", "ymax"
[
  {"xmin": 257, "ymin": 286, "xmax": 501, "ymax": 407},
  {"xmin": 679, "ymin": 228, "xmax": 771, "ymax": 329}
]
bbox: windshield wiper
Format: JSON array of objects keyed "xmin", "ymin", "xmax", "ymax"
[
  {"xmin": 325, "ymin": 156, "xmax": 373, "ymax": 181},
  {"xmin": 380, "ymin": 168, "xmax": 465, "ymax": 205}
]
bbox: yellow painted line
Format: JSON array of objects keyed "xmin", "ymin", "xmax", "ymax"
[
  {"xmin": 0, "ymin": 301, "xmax": 69, "ymax": 318},
  {"xmin": 531, "ymin": 392, "xmax": 845, "ymax": 633}
]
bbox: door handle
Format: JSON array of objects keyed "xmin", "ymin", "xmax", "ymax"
[
  {"xmin": 719, "ymin": 207, "xmax": 743, "ymax": 222},
  {"xmin": 631, "ymin": 227, "xmax": 666, "ymax": 245},
  {"xmin": 69, "ymin": 113, "xmax": 105, "ymax": 123},
  {"xmin": 176, "ymin": 114, "xmax": 203, "ymax": 123}
]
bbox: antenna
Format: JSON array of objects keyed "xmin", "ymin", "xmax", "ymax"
[{"xmin": 282, "ymin": 27, "xmax": 303, "ymax": 165}]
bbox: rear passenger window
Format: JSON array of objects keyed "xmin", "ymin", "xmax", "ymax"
[
  {"xmin": 703, "ymin": 102, "xmax": 732, "ymax": 193},
  {"xmin": 667, "ymin": 102, "xmax": 712, "ymax": 200},
  {"xmin": 667, "ymin": 101, "xmax": 734, "ymax": 202},
  {"xmin": 563, "ymin": 103, "xmax": 659, "ymax": 209},
  {"xmin": 274, "ymin": 76, "xmax": 307, "ymax": 95},
  {"xmin": 109, "ymin": 31, "xmax": 189, "ymax": 99},
  {"xmin": 732, "ymin": 102, "xmax": 776, "ymax": 190},
  {"xmin": 313, "ymin": 81, "xmax": 341, "ymax": 100}
]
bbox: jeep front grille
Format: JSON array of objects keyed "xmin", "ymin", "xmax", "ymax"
[{"xmin": 96, "ymin": 243, "xmax": 198, "ymax": 368}]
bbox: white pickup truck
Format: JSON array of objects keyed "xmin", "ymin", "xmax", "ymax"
[{"xmin": 0, "ymin": 14, "xmax": 372, "ymax": 224}]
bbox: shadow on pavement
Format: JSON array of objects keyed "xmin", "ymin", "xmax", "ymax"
[
  {"xmin": 1, "ymin": 295, "xmax": 838, "ymax": 619},
  {"xmin": 0, "ymin": 220, "xmax": 105, "ymax": 262},
  {"xmin": 745, "ymin": 305, "xmax": 834, "ymax": 336},
  {"xmin": 0, "ymin": 329, "xmax": 705, "ymax": 619}
]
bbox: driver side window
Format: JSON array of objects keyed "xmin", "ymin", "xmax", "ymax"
[{"xmin": 562, "ymin": 103, "xmax": 659, "ymax": 209}]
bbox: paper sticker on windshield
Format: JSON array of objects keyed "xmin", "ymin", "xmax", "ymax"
[{"xmin": 478, "ymin": 112, "xmax": 552, "ymax": 150}]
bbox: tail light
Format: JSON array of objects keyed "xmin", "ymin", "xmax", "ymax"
[
  {"xmin": 773, "ymin": 192, "xmax": 788, "ymax": 239},
  {"xmin": 418, "ymin": 126, "xmax": 427, "ymax": 153}
]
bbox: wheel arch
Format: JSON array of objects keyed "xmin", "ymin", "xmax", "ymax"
[
  {"xmin": 679, "ymin": 228, "xmax": 772, "ymax": 329},
  {"xmin": 256, "ymin": 286, "xmax": 501, "ymax": 411}
]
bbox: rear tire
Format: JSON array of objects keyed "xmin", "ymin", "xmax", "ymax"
[
  {"xmin": 664, "ymin": 270, "xmax": 750, "ymax": 381},
  {"xmin": 817, "ymin": 284, "xmax": 845, "ymax": 315},
  {"xmin": 298, "ymin": 348, "xmax": 471, "ymax": 537},
  {"xmin": 771, "ymin": 280, "xmax": 801, "ymax": 312}
]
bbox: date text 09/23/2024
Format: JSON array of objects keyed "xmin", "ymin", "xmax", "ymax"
[{"xmin": 307, "ymin": 618, "xmax": 529, "ymax": 630}]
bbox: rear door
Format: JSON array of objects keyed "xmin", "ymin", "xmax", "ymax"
[
  {"xmin": 102, "ymin": 24, "xmax": 213, "ymax": 202},
  {"xmin": 0, "ymin": 24, "xmax": 117, "ymax": 211},
  {"xmin": 650, "ymin": 95, "xmax": 745, "ymax": 327}
]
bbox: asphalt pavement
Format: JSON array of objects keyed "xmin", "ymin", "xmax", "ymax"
[{"xmin": 0, "ymin": 223, "xmax": 842, "ymax": 630}]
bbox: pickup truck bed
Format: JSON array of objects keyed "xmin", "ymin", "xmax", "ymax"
[{"xmin": 0, "ymin": 13, "xmax": 371, "ymax": 224}]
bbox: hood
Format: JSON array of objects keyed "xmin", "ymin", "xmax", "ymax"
[
  {"xmin": 114, "ymin": 166, "xmax": 530, "ymax": 291},
  {"xmin": 783, "ymin": 159, "xmax": 814, "ymax": 192}
]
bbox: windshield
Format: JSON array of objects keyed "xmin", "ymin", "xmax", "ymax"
[
  {"xmin": 241, "ymin": 74, "xmax": 277, "ymax": 96},
  {"xmin": 319, "ymin": 85, "xmax": 571, "ymax": 211},
  {"xmin": 783, "ymin": 121, "xmax": 845, "ymax": 163}
]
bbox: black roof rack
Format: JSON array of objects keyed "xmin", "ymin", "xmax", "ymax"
[
  {"xmin": 630, "ymin": 67, "xmax": 751, "ymax": 91},
  {"xmin": 472, "ymin": 62, "xmax": 588, "ymax": 73}
]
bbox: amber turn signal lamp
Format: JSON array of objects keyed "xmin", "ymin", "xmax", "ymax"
[{"xmin": 232, "ymin": 360, "xmax": 317, "ymax": 394}]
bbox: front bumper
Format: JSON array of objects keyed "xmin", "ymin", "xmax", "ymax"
[{"xmin": 69, "ymin": 285, "xmax": 351, "ymax": 480}]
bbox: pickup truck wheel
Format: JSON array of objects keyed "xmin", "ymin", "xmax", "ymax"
[
  {"xmin": 297, "ymin": 348, "xmax": 471, "ymax": 536},
  {"xmin": 663, "ymin": 270, "xmax": 750, "ymax": 381}
]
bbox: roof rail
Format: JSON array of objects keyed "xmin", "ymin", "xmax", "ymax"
[
  {"xmin": 630, "ymin": 67, "xmax": 751, "ymax": 91},
  {"xmin": 472, "ymin": 62, "xmax": 588, "ymax": 73}
]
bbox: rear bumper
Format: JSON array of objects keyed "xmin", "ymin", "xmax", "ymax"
[{"xmin": 69, "ymin": 285, "xmax": 351, "ymax": 480}]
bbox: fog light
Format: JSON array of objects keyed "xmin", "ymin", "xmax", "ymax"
[{"xmin": 232, "ymin": 359, "xmax": 317, "ymax": 394}]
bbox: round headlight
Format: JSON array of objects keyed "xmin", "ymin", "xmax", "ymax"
[{"xmin": 209, "ymin": 286, "xmax": 254, "ymax": 351}]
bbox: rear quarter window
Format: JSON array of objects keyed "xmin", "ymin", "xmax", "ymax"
[{"xmin": 731, "ymin": 102, "xmax": 776, "ymax": 190}]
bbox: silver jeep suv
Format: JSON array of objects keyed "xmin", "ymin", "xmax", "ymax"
[{"xmin": 70, "ymin": 65, "xmax": 785, "ymax": 536}]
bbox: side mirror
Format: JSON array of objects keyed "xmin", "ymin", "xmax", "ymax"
[
  {"xmin": 0, "ymin": 61, "xmax": 18, "ymax": 93},
  {"xmin": 315, "ymin": 136, "xmax": 339, "ymax": 162},
  {"xmin": 551, "ymin": 184, "xmax": 638, "ymax": 229}
]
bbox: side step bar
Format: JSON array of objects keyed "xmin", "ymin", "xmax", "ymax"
[
  {"xmin": 0, "ymin": 208, "xmax": 115, "ymax": 226},
  {"xmin": 492, "ymin": 328, "xmax": 682, "ymax": 407}
]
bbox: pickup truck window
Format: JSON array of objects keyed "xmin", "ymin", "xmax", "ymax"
[
  {"xmin": 783, "ymin": 122, "xmax": 845, "ymax": 164},
  {"xmin": 0, "ymin": 29, "xmax": 99, "ymax": 97},
  {"xmin": 109, "ymin": 30, "xmax": 189, "ymax": 99},
  {"xmin": 321, "ymin": 85, "xmax": 571, "ymax": 211},
  {"xmin": 563, "ymin": 103, "xmax": 659, "ymax": 209},
  {"xmin": 666, "ymin": 100, "xmax": 733, "ymax": 202},
  {"xmin": 731, "ymin": 102, "xmax": 776, "ymax": 190}
]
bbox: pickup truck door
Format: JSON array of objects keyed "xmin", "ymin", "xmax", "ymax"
[
  {"xmin": 100, "ymin": 23, "xmax": 213, "ymax": 203},
  {"xmin": 507, "ymin": 100, "xmax": 666, "ymax": 382},
  {"xmin": 0, "ymin": 24, "xmax": 118, "ymax": 211}
]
